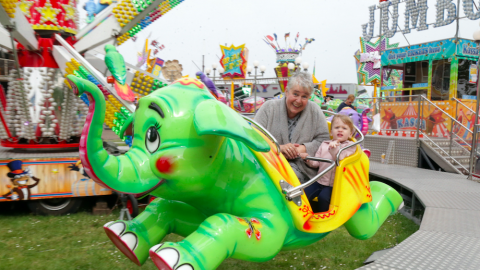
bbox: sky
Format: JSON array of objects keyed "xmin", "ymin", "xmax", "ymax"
[{"xmin": 77, "ymin": 0, "xmax": 480, "ymax": 85}]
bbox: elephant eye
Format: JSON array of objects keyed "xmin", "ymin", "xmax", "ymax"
[{"xmin": 145, "ymin": 127, "xmax": 160, "ymax": 153}]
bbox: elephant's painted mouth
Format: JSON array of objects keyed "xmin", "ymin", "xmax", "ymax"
[{"xmin": 135, "ymin": 178, "xmax": 166, "ymax": 197}]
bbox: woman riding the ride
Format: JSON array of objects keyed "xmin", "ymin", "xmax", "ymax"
[{"xmin": 254, "ymin": 72, "xmax": 329, "ymax": 183}]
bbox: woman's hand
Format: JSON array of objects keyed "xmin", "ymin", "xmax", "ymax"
[
  {"xmin": 280, "ymin": 143, "xmax": 299, "ymax": 160},
  {"xmin": 328, "ymin": 140, "xmax": 339, "ymax": 149}
]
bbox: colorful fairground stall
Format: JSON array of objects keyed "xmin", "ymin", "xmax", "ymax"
[
  {"xmin": 0, "ymin": 0, "xmax": 184, "ymax": 215},
  {"xmin": 377, "ymin": 38, "xmax": 480, "ymax": 140}
]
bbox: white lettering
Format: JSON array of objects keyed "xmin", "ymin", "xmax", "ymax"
[
  {"xmin": 381, "ymin": 0, "xmax": 400, "ymax": 38},
  {"xmin": 434, "ymin": 0, "xmax": 457, "ymax": 27},
  {"xmin": 362, "ymin": 5, "xmax": 376, "ymax": 41},
  {"xmin": 403, "ymin": 0, "xmax": 429, "ymax": 34},
  {"xmin": 463, "ymin": 0, "xmax": 480, "ymax": 20}
]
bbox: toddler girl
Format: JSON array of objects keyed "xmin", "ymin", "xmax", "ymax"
[{"xmin": 299, "ymin": 114, "xmax": 357, "ymax": 212}]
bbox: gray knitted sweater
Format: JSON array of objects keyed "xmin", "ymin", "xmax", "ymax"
[{"xmin": 254, "ymin": 98, "xmax": 330, "ymax": 179}]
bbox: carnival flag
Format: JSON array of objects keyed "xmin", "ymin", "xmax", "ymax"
[
  {"xmin": 303, "ymin": 38, "xmax": 308, "ymax": 50},
  {"xmin": 294, "ymin": 32, "xmax": 300, "ymax": 48},
  {"xmin": 284, "ymin": 32, "xmax": 290, "ymax": 49},
  {"xmin": 263, "ymin": 38, "xmax": 276, "ymax": 50},
  {"xmin": 273, "ymin": 33, "xmax": 281, "ymax": 49},
  {"xmin": 303, "ymin": 38, "xmax": 315, "ymax": 50},
  {"xmin": 264, "ymin": 37, "xmax": 277, "ymax": 49}
]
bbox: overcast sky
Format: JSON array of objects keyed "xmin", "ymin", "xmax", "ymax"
[{"xmin": 78, "ymin": 0, "xmax": 480, "ymax": 84}]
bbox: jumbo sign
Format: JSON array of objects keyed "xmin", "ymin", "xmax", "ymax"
[{"xmin": 362, "ymin": 0, "xmax": 480, "ymax": 41}]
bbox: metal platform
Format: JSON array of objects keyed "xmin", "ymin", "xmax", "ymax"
[
  {"xmin": 364, "ymin": 136, "xmax": 418, "ymax": 167},
  {"xmin": 358, "ymin": 162, "xmax": 480, "ymax": 269},
  {"xmin": 365, "ymin": 134, "xmax": 476, "ymax": 177}
]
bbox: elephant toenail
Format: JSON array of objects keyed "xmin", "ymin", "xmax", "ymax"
[
  {"xmin": 157, "ymin": 248, "xmax": 179, "ymax": 268},
  {"xmin": 108, "ymin": 222, "xmax": 125, "ymax": 235},
  {"xmin": 120, "ymin": 232, "xmax": 138, "ymax": 251},
  {"xmin": 177, "ymin": 263, "xmax": 194, "ymax": 270}
]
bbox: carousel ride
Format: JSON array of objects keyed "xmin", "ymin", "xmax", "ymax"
[
  {"xmin": 0, "ymin": 0, "xmax": 182, "ymax": 214},
  {"xmin": 0, "ymin": 0, "xmax": 182, "ymax": 149},
  {"xmin": 0, "ymin": 1, "xmax": 406, "ymax": 269}
]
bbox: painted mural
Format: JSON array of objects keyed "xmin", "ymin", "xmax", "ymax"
[
  {"xmin": 0, "ymin": 158, "xmax": 112, "ymax": 201},
  {"xmin": 451, "ymin": 100, "xmax": 479, "ymax": 143},
  {"xmin": 379, "ymin": 101, "xmax": 454, "ymax": 138}
]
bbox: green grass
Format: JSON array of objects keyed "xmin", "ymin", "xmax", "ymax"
[{"xmin": 0, "ymin": 210, "xmax": 418, "ymax": 270}]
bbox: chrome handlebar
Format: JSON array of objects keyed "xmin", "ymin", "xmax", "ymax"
[{"xmin": 282, "ymin": 110, "xmax": 365, "ymax": 205}]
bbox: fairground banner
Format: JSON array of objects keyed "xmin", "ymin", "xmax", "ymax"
[
  {"xmin": 0, "ymin": 158, "xmax": 111, "ymax": 201},
  {"xmin": 380, "ymin": 100, "xmax": 453, "ymax": 138}
]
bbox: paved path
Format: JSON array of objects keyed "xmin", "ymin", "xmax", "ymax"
[{"xmin": 358, "ymin": 162, "xmax": 480, "ymax": 270}]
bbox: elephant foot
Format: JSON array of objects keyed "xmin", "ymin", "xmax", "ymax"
[
  {"xmin": 149, "ymin": 242, "xmax": 196, "ymax": 270},
  {"xmin": 104, "ymin": 221, "xmax": 143, "ymax": 266}
]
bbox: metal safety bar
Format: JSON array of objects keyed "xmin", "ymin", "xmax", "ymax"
[
  {"xmin": 280, "ymin": 157, "xmax": 336, "ymax": 206},
  {"xmin": 450, "ymin": 97, "xmax": 476, "ymax": 155},
  {"xmin": 469, "ymin": 124, "xmax": 480, "ymax": 180},
  {"xmin": 420, "ymin": 131, "xmax": 469, "ymax": 173},
  {"xmin": 420, "ymin": 96, "xmax": 472, "ymax": 135},
  {"xmin": 364, "ymin": 95, "xmax": 472, "ymax": 134},
  {"xmin": 281, "ymin": 110, "xmax": 365, "ymax": 204},
  {"xmin": 364, "ymin": 94, "xmax": 479, "ymax": 178},
  {"xmin": 452, "ymin": 97, "xmax": 476, "ymax": 114},
  {"xmin": 452, "ymin": 132, "xmax": 472, "ymax": 149},
  {"xmin": 241, "ymin": 115, "xmax": 280, "ymax": 155}
]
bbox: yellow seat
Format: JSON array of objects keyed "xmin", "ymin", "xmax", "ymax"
[{"xmin": 252, "ymin": 124, "xmax": 371, "ymax": 234}]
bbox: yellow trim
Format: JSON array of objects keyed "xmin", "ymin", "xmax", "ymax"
[
  {"xmin": 380, "ymin": 87, "xmax": 428, "ymax": 92},
  {"xmin": 251, "ymin": 125, "xmax": 371, "ymax": 234}
]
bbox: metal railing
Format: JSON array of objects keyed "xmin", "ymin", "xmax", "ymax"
[
  {"xmin": 281, "ymin": 110, "xmax": 366, "ymax": 205},
  {"xmin": 241, "ymin": 115, "xmax": 280, "ymax": 155},
  {"xmin": 449, "ymin": 97, "xmax": 476, "ymax": 154},
  {"xmin": 363, "ymin": 94, "xmax": 478, "ymax": 178}
]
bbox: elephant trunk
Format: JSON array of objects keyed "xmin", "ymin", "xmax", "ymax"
[{"xmin": 66, "ymin": 75, "xmax": 161, "ymax": 194}]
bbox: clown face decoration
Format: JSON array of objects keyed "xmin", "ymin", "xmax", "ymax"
[{"xmin": 2, "ymin": 160, "xmax": 40, "ymax": 200}]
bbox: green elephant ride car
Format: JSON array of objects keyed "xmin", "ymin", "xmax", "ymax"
[{"xmin": 66, "ymin": 75, "xmax": 403, "ymax": 270}]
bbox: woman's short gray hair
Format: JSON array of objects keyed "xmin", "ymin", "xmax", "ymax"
[{"xmin": 286, "ymin": 71, "xmax": 314, "ymax": 96}]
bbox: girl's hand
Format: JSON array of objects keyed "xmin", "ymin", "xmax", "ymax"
[
  {"xmin": 299, "ymin": 153, "xmax": 308, "ymax": 160},
  {"xmin": 328, "ymin": 140, "xmax": 339, "ymax": 149},
  {"xmin": 293, "ymin": 143, "xmax": 307, "ymax": 154}
]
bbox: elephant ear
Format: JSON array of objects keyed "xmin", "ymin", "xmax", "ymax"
[{"xmin": 194, "ymin": 99, "xmax": 270, "ymax": 152}]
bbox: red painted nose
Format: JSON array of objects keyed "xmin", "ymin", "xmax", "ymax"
[{"xmin": 156, "ymin": 157, "xmax": 174, "ymax": 173}]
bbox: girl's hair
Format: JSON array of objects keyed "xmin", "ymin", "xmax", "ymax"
[{"xmin": 331, "ymin": 114, "xmax": 355, "ymax": 138}]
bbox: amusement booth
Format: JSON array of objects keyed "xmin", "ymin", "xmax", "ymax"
[
  {"xmin": 378, "ymin": 38, "xmax": 479, "ymax": 141},
  {"xmin": 0, "ymin": 0, "xmax": 182, "ymax": 215},
  {"xmin": 355, "ymin": 0, "xmax": 480, "ymax": 176}
]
